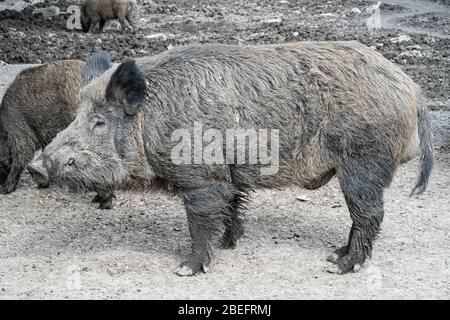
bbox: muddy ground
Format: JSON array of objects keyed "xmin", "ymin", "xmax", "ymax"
[{"xmin": 0, "ymin": 0, "xmax": 449, "ymax": 299}]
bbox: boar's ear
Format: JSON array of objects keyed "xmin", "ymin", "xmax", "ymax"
[
  {"xmin": 82, "ymin": 51, "xmax": 112, "ymax": 85},
  {"xmin": 105, "ymin": 59, "xmax": 147, "ymax": 116}
]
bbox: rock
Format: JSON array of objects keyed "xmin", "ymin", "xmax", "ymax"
[
  {"xmin": 0, "ymin": 1, "xmax": 27, "ymax": 12},
  {"xmin": 390, "ymin": 35, "xmax": 411, "ymax": 44},
  {"xmin": 144, "ymin": 33, "xmax": 174, "ymax": 40},
  {"xmin": 351, "ymin": 7, "xmax": 361, "ymax": 14},
  {"xmin": 399, "ymin": 50, "xmax": 423, "ymax": 58},
  {"xmin": 319, "ymin": 13, "xmax": 336, "ymax": 17},
  {"xmin": 0, "ymin": 60, "xmax": 6, "ymax": 67},
  {"xmin": 296, "ymin": 196, "xmax": 310, "ymax": 202},
  {"xmin": 32, "ymin": 6, "xmax": 60, "ymax": 19},
  {"xmin": 262, "ymin": 18, "xmax": 283, "ymax": 25},
  {"xmin": 139, "ymin": 0, "xmax": 157, "ymax": 5},
  {"xmin": 145, "ymin": 33, "xmax": 166, "ymax": 40},
  {"xmin": 16, "ymin": 31, "xmax": 26, "ymax": 38}
]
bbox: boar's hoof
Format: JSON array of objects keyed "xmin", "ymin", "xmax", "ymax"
[
  {"xmin": 37, "ymin": 181, "xmax": 50, "ymax": 189},
  {"xmin": 326, "ymin": 253, "xmax": 340, "ymax": 264},
  {"xmin": 326, "ymin": 245, "xmax": 349, "ymax": 263},
  {"xmin": 92, "ymin": 194, "xmax": 102, "ymax": 203},
  {"xmin": 98, "ymin": 200, "xmax": 113, "ymax": 210},
  {"xmin": 219, "ymin": 235, "xmax": 238, "ymax": 249},
  {"xmin": 219, "ymin": 226, "xmax": 244, "ymax": 249},
  {"xmin": 175, "ymin": 257, "xmax": 210, "ymax": 277},
  {"xmin": 326, "ymin": 252, "xmax": 366, "ymax": 274},
  {"xmin": 1, "ymin": 181, "xmax": 17, "ymax": 194},
  {"xmin": 326, "ymin": 263, "xmax": 362, "ymax": 274},
  {"xmin": 92, "ymin": 193, "xmax": 115, "ymax": 210}
]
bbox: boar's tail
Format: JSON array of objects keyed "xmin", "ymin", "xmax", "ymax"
[{"xmin": 410, "ymin": 95, "xmax": 434, "ymax": 196}]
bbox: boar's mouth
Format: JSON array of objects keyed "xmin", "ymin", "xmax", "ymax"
[
  {"xmin": 52, "ymin": 160, "xmax": 130, "ymax": 194},
  {"xmin": 29, "ymin": 156, "xmax": 129, "ymax": 194}
]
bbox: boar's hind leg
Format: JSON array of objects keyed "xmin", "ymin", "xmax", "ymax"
[
  {"xmin": 176, "ymin": 183, "xmax": 233, "ymax": 276},
  {"xmin": 328, "ymin": 157, "xmax": 392, "ymax": 274},
  {"xmin": 92, "ymin": 191, "xmax": 115, "ymax": 210},
  {"xmin": 118, "ymin": 16, "xmax": 133, "ymax": 33},
  {"xmin": 126, "ymin": 15, "xmax": 136, "ymax": 32}
]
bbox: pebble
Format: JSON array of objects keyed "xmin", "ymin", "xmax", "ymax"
[
  {"xmin": 319, "ymin": 13, "xmax": 336, "ymax": 17},
  {"xmin": 296, "ymin": 196, "xmax": 310, "ymax": 202},
  {"xmin": 262, "ymin": 18, "xmax": 283, "ymax": 24},
  {"xmin": 390, "ymin": 35, "xmax": 411, "ymax": 44},
  {"xmin": 144, "ymin": 33, "xmax": 168, "ymax": 40}
]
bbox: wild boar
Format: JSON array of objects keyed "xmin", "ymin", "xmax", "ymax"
[
  {"xmin": 0, "ymin": 58, "xmax": 114, "ymax": 209},
  {"xmin": 28, "ymin": 42, "xmax": 433, "ymax": 276},
  {"xmin": 80, "ymin": 0, "xmax": 137, "ymax": 33}
]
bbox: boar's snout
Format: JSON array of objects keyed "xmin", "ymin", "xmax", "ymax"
[{"xmin": 27, "ymin": 159, "xmax": 49, "ymax": 188}]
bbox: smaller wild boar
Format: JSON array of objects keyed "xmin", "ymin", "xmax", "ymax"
[
  {"xmin": 81, "ymin": 0, "xmax": 137, "ymax": 33},
  {"xmin": 0, "ymin": 58, "xmax": 114, "ymax": 209}
]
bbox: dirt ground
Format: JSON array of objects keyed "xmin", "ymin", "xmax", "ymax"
[{"xmin": 0, "ymin": 0, "xmax": 449, "ymax": 299}]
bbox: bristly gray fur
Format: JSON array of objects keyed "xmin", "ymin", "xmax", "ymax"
[{"xmin": 33, "ymin": 42, "xmax": 433, "ymax": 276}]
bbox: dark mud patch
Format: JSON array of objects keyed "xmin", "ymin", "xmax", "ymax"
[{"xmin": 0, "ymin": 0, "xmax": 449, "ymax": 106}]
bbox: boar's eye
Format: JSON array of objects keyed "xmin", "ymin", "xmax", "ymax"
[{"xmin": 92, "ymin": 118, "xmax": 108, "ymax": 135}]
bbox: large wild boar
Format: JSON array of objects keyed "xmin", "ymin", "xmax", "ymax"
[
  {"xmin": 28, "ymin": 42, "xmax": 433, "ymax": 276},
  {"xmin": 0, "ymin": 58, "xmax": 114, "ymax": 209},
  {"xmin": 80, "ymin": 0, "xmax": 137, "ymax": 33}
]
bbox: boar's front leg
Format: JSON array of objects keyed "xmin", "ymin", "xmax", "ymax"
[
  {"xmin": 176, "ymin": 182, "xmax": 234, "ymax": 276},
  {"xmin": 92, "ymin": 191, "xmax": 115, "ymax": 210}
]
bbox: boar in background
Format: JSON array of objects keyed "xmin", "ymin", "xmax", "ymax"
[
  {"xmin": 81, "ymin": 0, "xmax": 138, "ymax": 33},
  {"xmin": 0, "ymin": 58, "xmax": 114, "ymax": 209}
]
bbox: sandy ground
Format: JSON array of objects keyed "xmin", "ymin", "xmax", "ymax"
[{"xmin": 0, "ymin": 0, "xmax": 449, "ymax": 299}]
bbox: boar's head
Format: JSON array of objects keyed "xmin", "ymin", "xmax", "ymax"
[{"xmin": 27, "ymin": 51, "xmax": 148, "ymax": 193}]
